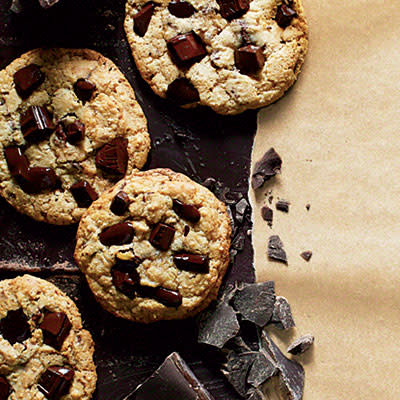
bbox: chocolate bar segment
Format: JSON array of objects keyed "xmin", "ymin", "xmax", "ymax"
[
  {"xmin": 275, "ymin": 3, "xmax": 297, "ymax": 28},
  {"xmin": 38, "ymin": 366, "xmax": 74, "ymax": 400},
  {"xmin": 96, "ymin": 137, "xmax": 129, "ymax": 176},
  {"xmin": 168, "ymin": 31, "xmax": 207, "ymax": 66},
  {"xmin": 217, "ymin": 0, "xmax": 249, "ymax": 20},
  {"xmin": 173, "ymin": 199, "xmax": 200, "ymax": 222},
  {"xmin": 173, "ymin": 253, "xmax": 209, "ymax": 273},
  {"xmin": 133, "ymin": 2, "xmax": 155, "ymax": 37},
  {"xmin": 20, "ymin": 106, "xmax": 55, "ymax": 142},
  {"xmin": 13, "ymin": 64, "xmax": 44, "ymax": 98},
  {"xmin": 4, "ymin": 146, "xmax": 29, "ymax": 176},
  {"xmin": 39, "ymin": 310, "xmax": 72, "ymax": 350},
  {"xmin": 149, "ymin": 223, "xmax": 176, "ymax": 250},
  {"xmin": 235, "ymin": 45, "xmax": 265, "ymax": 75}
]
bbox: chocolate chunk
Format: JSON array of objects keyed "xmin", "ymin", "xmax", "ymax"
[
  {"xmin": 168, "ymin": 0, "xmax": 196, "ymax": 17},
  {"xmin": 73, "ymin": 79, "xmax": 96, "ymax": 103},
  {"xmin": 4, "ymin": 146, "xmax": 29, "ymax": 176},
  {"xmin": 276, "ymin": 199, "xmax": 290, "ymax": 212},
  {"xmin": 16, "ymin": 166, "xmax": 59, "ymax": 194},
  {"xmin": 261, "ymin": 206, "xmax": 273, "ymax": 227},
  {"xmin": 247, "ymin": 352, "xmax": 277, "ymax": 387},
  {"xmin": 99, "ymin": 222, "xmax": 134, "ymax": 246},
  {"xmin": 20, "ymin": 106, "xmax": 55, "ymax": 142},
  {"xmin": 271, "ymin": 296, "xmax": 295, "ymax": 330},
  {"xmin": 232, "ymin": 231, "xmax": 245, "ymax": 251},
  {"xmin": 172, "ymin": 199, "xmax": 200, "ymax": 222},
  {"xmin": 252, "ymin": 148, "xmax": 282, "ymax": 190},
  {"xmin": 149, "ymin": 223, "xmax": 176, "ymax": 250},
  {"xmin": 70, "ymin": 181, "xmax": 98, "ymax": 208},
  {"xmin": 39, "ymin": 310, "xmax": 72, "ymax": 350},
  {"xmin": 217, "ymin": 0, "xmax": 249, "ymax": 20},
  {"xmin": 133, "ymin": 2, "xmax": 155, "ymax": 37},
  {"xmin": 167, "ymin": 31, "xmax": 206, "ymax": 66},
  {"xmin": 198, "ymin": 302, "xmax": 240, "ymax": 348},
  {"xmin": 13, "ymin": 64, "xmax": 44, "ymax": 98},
  {"xmin": 0, "ymin": 308, "xmax": 31, "ymax": 344},
  {"xmin": 65, "ymin": 120, "xmax": 85, "ymax": 144},
  {"xmin": 235, "ymin": 45, "xmax": 265, "ymax": 75},
  {"xmin": 112, "ymin": 263, "xmax": 140, "ymax": 299},
  {"xmin": 275, "ymin": 3, "xmax": 297, "ymax": 28},
  {"xmin": 126, "ymin": 352, "xmax": 214, "ymax": 400},
  {"xmin": 96, "ymin": 137, "xmax": 128, "ymax": 176},
  {"xmin": 235, "ymin": 198, "xmax": 248, "ymax": 220},
  {"xmin": 167, "ymin": 78, "xmax": 200, "ymax": 105},
  {"xmin": 153, "ymin": 287, "xmax": 183, "ymax": 307},
  {"xmin": 38, "ymin": 366, "xmax": 74, "ymax": 400},
  {"xmin": 232, "ymin": 281, "xmax": 276, "ymax": 327},
  {"xmin": 268, "ymin": 235, "xmax": 287, "ymax": 264},
  {"xmin": 173, "ymin": 253, "xmax": 209, "ymax": 273},
  {"xmin": 0, "ymin": 376, "xmax": 10, "ymax": 400},
  {"xmin": 247, "ymin": 389, "xmax": 265, "ymax": 400},
  {"xmin": 184, "ymin": 225, "xmax": 190, "ymax": 236},
  {"xmin": 300, "ymin": 250, "xmax": 312, "ymax": 262},
  {"xmin": 287, "ymin": 334, "xmax": 314, "ymax": 355},
  {"xmin": 110, "ymin": 191, "xmax": 130, "ymax": 215}
]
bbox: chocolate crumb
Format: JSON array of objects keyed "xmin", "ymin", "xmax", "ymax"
[
  {"xmin": 300, "ymin": 251, "xmax": 312, "ymax": 262},
  {"xmin": 251, "ymin": 148, "xmax": 282, "ymax": 190},
  {"xmin": 268, "ymin": 235, "xmax": 287, "ymax": 264},
  {"xmin": 305, "ymin": 203, "xmax": 311, "ymax": 211},
  {"xmin": 287, "ymin": 334, "xmax": 314, "ymax": 355},
  {"xmin": 261, "ymin": 206, "xmax": 273, "ymax": 227},
  {"xmin": 271, "ymin": 296, "xmax": 295, "ymax": 330},
  {"xmin": 276, "ymin": 199, "xmax": 290, "ymax": 213}
]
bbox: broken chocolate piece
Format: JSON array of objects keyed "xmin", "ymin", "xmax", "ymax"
[
  {"xmin": 217, "ymin": 0, "xmax": 249, "ymax": 20},
  {"xmin": 40, "ymin": 310, "xmax": 72, "ymax": 350},
  {"xmin": 0, "ymin": 308, "xmax": 31, "ymax": 344},
  {"xmin": 20, "ymin": 106, "xmax": 55, "ymax": 142},
  {"xmin": 16, "ymin": 166, "xmax": 59, "ymax": 194},
  {"xmin": 287, "ymin": 334, "xmax": 314, "ymax": 355},
  {"xmin": 99, "ymin": 222, "xmax": 134, "ymax": 246},
  {"xmin": 38, "ymin": 366, "xmax": 74, "ymax": 400},
  {"xmin": 247, "ymin": 352, "xmax": 277, "ymax": 387},
  {"xmin": 4, "ymin": 146, "xmax": 29, "ymax": 176},
  {"xmin": 232, "ymin": 281, "xmax": 276, "ymax": 327},
  {"xmin": 276, "ymin": 199, "xmax": 290, "ymax": 213},
  {"xmin": 112, "ymin": 266, "xmax": 140, "ymax": 299},
  {"xmin": 300, "ymin": 250, "xmax": 312, "ymax": 261},
  {"xmin": 125, "ymin": 352, "xmax": 214, "ymax": 400},
  {"xmin": 261, "ymin": 206, "xmax": 273, "ymax": 227},
  {"xmin": 168, "ymin": 0, "xmax": 196, "ymax": 17},
  {"xmin": 173, "ymin": 253, "xmax": 209, "ymax": 273},
  {"xmin": 167, "ymin": 31, "xmax": 207, "ymax": 66},
  {"xmin": 0, "ymin": 376, "xmax": 10, "ymax": 400},
  {"xmin": 167, "ymin": 78, "xmax": 200, "ymax": 105},
  {"xmin": 70, "ymin": 181, "xmax": 98, "ymax": 208},
  {"xmin": 149, "ymin": 223, "xmax": 176, "ymax": 250},
  {"xmin": 235, "ymin": 45, "xmax": 265, "ymax": 75},
  {"xmin": 184, "ymin": 225, "xmax": 190, "ymax": 236},
  {"xmin": 153, "ymin": 287, "xmax": 182, "ymax": 307},
  {"xmin": 172, "ymin": 199, "xmax": 200, "ymax": 222},
  {"xmin": 133, "ymin": 2, "xmax": 155, "ymax": 37},
  {"xmin": 268, "ymin": 235, "xmax": 287, "ymax": 264},
  {"xmin": 64, "ymin": 120, "xmax": 85, "ymax": 144},
  {"xmin": 247, "ymin": 389, "xmax": 264, "ymax": 400},
  {"xmin": 275, "ymin": 3, "xmax": 297, "ymax": 29},
  {"xmin": 110, "ymin": 191, "xmax": 130, "ymax": 215},
  {"xmin": 96, "ymin": 137, "xmax": 128, "ymax": 176},
  {"xmin": 271, "ymin": 296, "xmax": 295, "ymax": 330},
  {"xmin": 73, "ymin": 79, "xmax": 96, "ymax": 103},
  {"xmin": 13, "ymin": 64, "xmax": 44, "ymax": 98},
  {"xmin": 251, "ymin": 148, "xmax": 282, "ymax": 190}
]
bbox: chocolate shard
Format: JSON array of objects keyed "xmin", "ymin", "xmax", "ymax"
[
  {"xmin": 198, "ymin": 301, "xmax": 240, "ymax": 348},
  {"xmin": 96, "ymin": 137, "xmax": 129, "ymax": 176},
  {"xmin": 167, "ymin": 31, "xmax": 207, "ymax": 66},
  {"xmin": 0, "ymin": 376, "xmax": 10, "ymax": 400},
  {"xmin": 172, "ymin": 199, "xmax": 201, "ymax": 222},
  {"xmin": 70, "ymin": 180, "xmax": 98, "ymax": 208},
  {"xmin": 20, "ymin": 106, "xmax": 55, "ymax": 142},
  {"xmin": 168, "ymin": 0, "xmax": 196, "ymax": 18},
  {"xmin": 271, "ymin": 296, "xmax": 295, "ymax": 330},
  {"xmin": 268, "ymin": 235, "xmax": 287, "ymax": 264},
  {"xmin": 235, "ymin": 197, "xmax": 248, "ymax": 221},
  {"xmin": 247, "ymin": 352, "xmax": 277, "ymax": 387},
  {"xmin": 38, "ymin": 366, "xmax": 74, "ymax": 400},
  {"xmin": 261, "ymin": 205, "xmax": 273, "ymax": 227},
  {"xmin": 247, "ymin": 389, "xmax": 265, "ymax": 400},
  {"xmin": 251, "ymin": 148, "xmax": 282, "ymax": 190},
  {"xmin": 173, "ymin": 253, "xmax": 209, "ymax": 273},
  {"xmin": 0, "ymin": 308, "xmax": 31, "ymax": 345},
  {"xmin": 112, "ymin": 266, "xmax": 140, "ymax": 299},
  {"xmin": 235, "ymin": 45, "xmax": 265, "ymax": 75},
  {"xmin": 232, "ymin": 281, "xmax": 276, "ymax": 327},
  {"xmin": 217, "ymin": 0, "xmax": 249, "ymax": 21},
  {"xmin": 276, "ymin": 199, "xmax": 290, "ymax": 213},
  {"xmin": 16, "ymin": 166, "xmax": 59, "ymax": 194},
  {"xmin": 73, "ymin": 78, "xmax": 96, "ymax": 103},
  {"xmin": 39, "ymin": 310, "xmax": 72, "ymax": 350},
  {"xmin": 184, "ymin": 225, "xmax": 190, "ymax": 236},
  {"xmin": 287, "ymin": 334, "xmax": 314, "ymax": 355},
  {"xmin": 300, "ymin": 250, "xmax": 312, "ymax": 262},
  {"xmin": 13, "ymin": 64, "xmax": 44, "ymax": 98},
  {"xmin": 275, "ymin": 3, "xmax": 297, "ymax": 29},
  {"xmin": 125, "ymin": 352, "xmax": 215, "ymax": 400},
  {"xmin": 99, "ymin": 222, "xmax": 135, "ymax": 246},
  {"xmin": 110, "ymin": 191, "xmax": 130, "ymax": 215},
  {"xmin": 167, "ymin": 78, "xmax": 200, "ymax": 105},
  {"xmin": 4, "ymin": 146, "xmax": 29, "ymax": 177},
  {"xmin": 149, "ymin": 223, "xmax": 176, "ymax": 250},
  {"xmin": 133, "ymin": 2, "xmax": 155, "ymax": 37}
]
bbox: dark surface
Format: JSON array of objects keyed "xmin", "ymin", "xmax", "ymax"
[{"xmin": 0, "ymin": 0, "xmax": 258, "ymax": 398}]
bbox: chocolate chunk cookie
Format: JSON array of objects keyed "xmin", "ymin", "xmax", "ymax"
[
  {"xmin": 124, "ymin": 0, "xmax": 308, "ymax": 115},
  {"xmin": 0, "ymin": 48, "xmax": 150, "ymax": 224},
  {"xmin": 0, "ymin": 275, "xmax": 96, "ymax": 399},
  {"xmin": 74, "ymin": 169, "xmax": 231, "ymax": 323}
]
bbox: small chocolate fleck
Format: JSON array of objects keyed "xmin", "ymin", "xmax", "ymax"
[
  {"xmin": 96, "ymin": 137, "xmax": 128, "ymax": 176},
  {"xmin": 276, "ymin": 3, "xmax": 297, "ymax": 28},
  {"xmin": 268, "ymin": 235, "xmax": 287, "ymax": 264},
  {"xmin": 110, "ymin": 191, "xmax": 130, "ymax": 215},
  {"xmin": 4, "ymin": 146, "xmax": 29, "ymax": 176},
  {"xmin": 20, "ymin": 105, "xmax": 55, "ymax": 142},
  {"xmin": 73, "ymin": 79, "xmax": 96, "ymax": 103},
  {"xmin": 235, "ymin": 45, "xmax": 265, "ymax": 75},
  {"xmin": 173, "ymin": 199, "xmax": 200, "ymax": 222},
  {"xmin": 168, "ymin": 0, "xmax": 196, "ymax": 17},
  {"xmin": 133, "ymin": 2, "xmax": 155, "ymax": 37},
  {"xmin": 276, "ymin": 199, "xmax": 290, "ymax": 213},
  {"xmin": 13, "ymin": 64, "xmax": 44, "ymax": 98},
  {"xmin": 305, "ymin": 203, "xmax": 310, "ymax": 211},
  {"xmin": 271, "ymin": 296, "xmax": 295, "ymax": 330},
  {"xmin": 16, "ymin": 166, "xmax": 59, "ymax": 194},
  {"xmin": 149, "ymin": 223, "xmax": 176, "ymax": 250},
  {"xmin": 252, "ymin": 148, "xmax": 282, "ymax": 190},
  {"xmin": 287, "ymin": 334, "xmax": 314, "ymax": 355},
  {"xmin": 261, "ymin": 206, "xmax": 273, "ymax": 227},
  {"xmin": 70, "ymin": 180, "xmax": 98, "ymax": 208},
  {"xmin": 173, "ymin": 253, "xmax": 209, "ymax": 273},
  {"xmin": 300, "ymin": 251, "xmax": 312, "ymax": 262},
  {"xmin": 0, "ymin": 376, "xmax": 10, "ymax": 400},
  {"xmin": 38, "ymin": 366, "xmax": 74, "ymax": 400},
  {"xmin": 99, "ymin": 222, "xmax": 134, "ymax": 246},
  {"xmin": 184, "ymin": 225, "xmax": 190, "ymax": 236},
  {"xmin": 0, "ymin": 308, "xmax": 31, "ymax": 344},
  {"xmin": 217, "ymin": 0, "xmax": 249, "ymax": 20},
  {"xmin": 39, "ymin": 310, "xmax": 72, "ymax": 350},
  {"xmin": 167, "ymin": 31, "xmax": 207, "ymax": 66},
  {"xmin": 167, "ymin": 78, "xmax": 200, "ymax": 105}
]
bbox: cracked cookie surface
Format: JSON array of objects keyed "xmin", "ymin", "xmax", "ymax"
[
  {"xmin": 124, "ymin": 0, "xmax": 308, "ymax": 115},
  {"xmin": 74, "ymin": 168, "xmax": 231, "ymax": 323},
  {"xmin": 0, "ymin": 48, "xmax": 150, "ymax": 225}
]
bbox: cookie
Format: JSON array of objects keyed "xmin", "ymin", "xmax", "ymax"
[
  {"xmin": 74, "ymin": 168, "xmax": 231, "ymax": 323},
  {"xmin": 0, "ymin": 48, "xmax": 150, "ymax": 225},
  {"xmin": 0, "ymin": 275, "xmax": 97, "ymax": 399},
  {"xmin": 124, "ymin": 0, "xmax": 308, "ymax": 115}
]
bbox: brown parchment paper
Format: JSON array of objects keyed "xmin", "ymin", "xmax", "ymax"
[{"xmin": 251, "ymin": 1, "xmax": 400, "ymax": 399}]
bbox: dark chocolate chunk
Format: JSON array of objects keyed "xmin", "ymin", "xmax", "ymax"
[
  {"xmin": 153, "ymin": 287, "xmax": 183, "ymax": 307},
  {"xmin": 133, "ymin": 2, "xmax": 155, "ymax": 37},
  {"xmin": 276, "ymin": 199, "xmax": 290, "ymax": 213},
  {"xmin": 168, "ymin": 31, "xmax": 207, "ymax": 66},
  {"xmin": 232, "ymin": 231, "xmax": 245, "ymax": 251},
  {"xmin": 13, "ymin": 64, "xmax": 44, "ymax": 98},
  {"xmin": 20, "ymin": 106, "xmax": 55, "ymax": 142},
  {"xmin": 126, "ymin": 352, "xmax": 214, "ymax": 400},
  {"xmin": 287, "ymin": 334, "xmax": 314, "ymax": 355},
  {"xmin": 0, "ymin": 308, "xmax": 31, "ymax": 344},
  {"xmin": 110, "ymin": 191, "xmax": 130, "ymax": 215},
  {"xmin": 4, "ymin": 146, "xmax": 29, "ymax": 176},
  {"xmin": 251, "ymin": 148, "xmax": 282, "ymax": 190},
  {"xmin": 173, "ymin": 253, "xmax": 209, "ymax": 273},
  {"xmin": 271, "ymin": 296, "xmax": 295, "ymax": 330},
  {"xmin": 168, "ymin": 0, "xmax": 196, "ymax": 17},
  {"xmin": 38, "ymin": 366, "xmax": 74, "ymax": 400},
  {"xmin": 112, "ymin": 266, "xmax": 140, "ymax": 299},
  {"xmin": 70, "ymin": 181, "xmax": 98, "ymax": 208},
  {"xmin": 217, "ymin": 0, "xmax": 249, "ymax": 20},
  {"xmin": 300, "ymin": 250, "xmax": 312, "ymax": 262},
  {"xmin": 167, "ymin": 78, "xmax": 200, "ymax": 105},
  {"xmin": 172, "ymin": 199, "xmax": 201, "ymax": 222},
  {"xmin": 96, "ymin": 137, "xmax": 128, "ymax": 176},
  {"xmin": 149, "ymin": 223, "xmax": 176, "ymax": 250},
  {"xmin": 261, "ymin": 206, "xmax": 273, "ymax": 227},
  {"xmin": 39, "ymin": 310, "xmax": 72, "ymax": 350},
  {"xmin": 235, "ymin": 198, "xmax": 248, "ymax": 219},
  {"xmin": 16, "ymin": 166, "xmax": 59, "ymax": 194},
  {"xmin": 268, "ymin": 235, "xmax": 287, "ymax": 264},
  {"xmin": 73, "ymin": 79, "xmax": 96, "ymax": 103},
  {"xmin": 235, "ymin": 45, "xmax": 265, "ymax": 75},
  {"xmin": 64, "ymin": 120, "xmax": 85, "ymax": 144},
  {"xmin": 232, "ymin": 281, "xmax": 276, "ymax": 327},
  {"xmin": 275, "ymin": 3, "xmax": 297, "ymax": 28},
  {"xmin": 99, "ymin": 222, "xmax": 134, "ymax": 246},
  {"xmin": 184, "ymin": 225, "xmax": 190, "ymax": 236},
  {"xmin": 247, "ymin": 352, "xmax": 277, "ymax": 387},
  {"xmin": 0, "ymin": 376, "xmax": 10, "ymax": 400}
]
